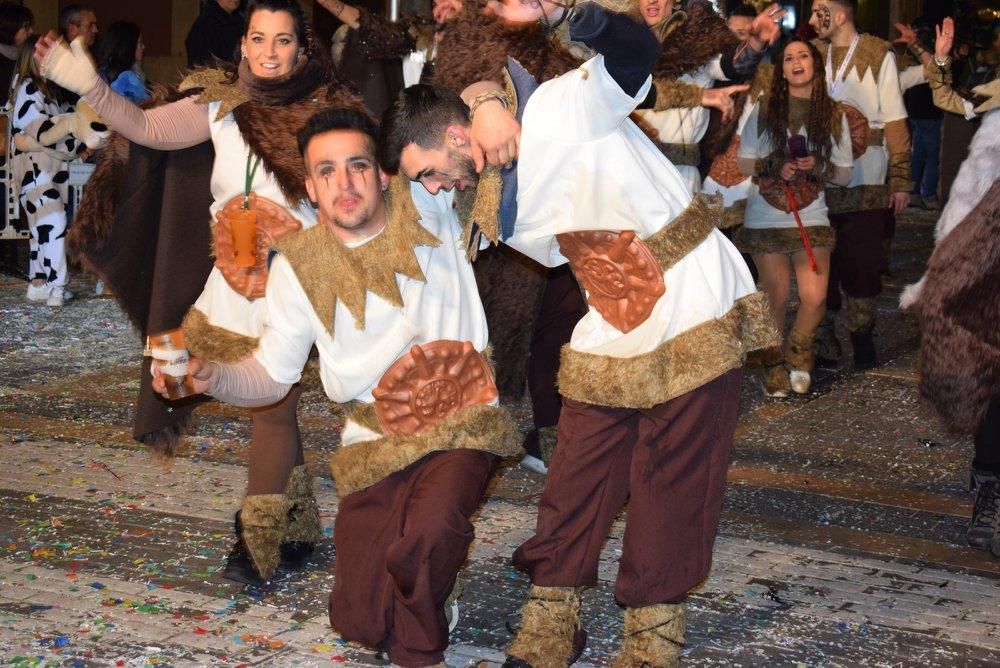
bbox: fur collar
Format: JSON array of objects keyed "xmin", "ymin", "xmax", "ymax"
[
  {"xmin": 180, "ymin": 68, "xmax": 367, "ymax": 207},
  {"xmin": 813, "ymin": 33, "xmax": 891, "ymax": 84},
  {"xmin": 274, "ymin": 175, "xmax": 441, "ymax": 338},
  {"xmin": 652, "ymin": 0, "xmax": 739, "ymax": 81}
]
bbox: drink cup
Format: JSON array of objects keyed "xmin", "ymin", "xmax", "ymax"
[
  {"xmin": 230, "ymin": 208, "xmax": 258, "ymax": 268},
  {"xmin": 145, "ymin": 328, "xmax": 194, "ymax": 400}
]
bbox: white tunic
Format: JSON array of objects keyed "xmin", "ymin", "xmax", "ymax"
[
  {"xmin": 634, "ymin": 59, "xmax": 728, "ymax": 193},
  {"xmin": 702, "ymin": 97, "xmax": 756, "ymax": 208},
  {"xmin": 738, "ymin": 101, "xmax": 855, "ymax": 229},
  {"xmin": 508, "ymin": 55, "xmax": 757, "ymax": 359},
  {"xmin": 254, "ymin": 182, "xmax": 489, "ymax": 447},
  {"xmin": 191, "ymin": 101, "xmax": 319, "ymax": 339},
  {"xmin": 824, "ymin": 48, "xmax": 907, "ymax": 187}
]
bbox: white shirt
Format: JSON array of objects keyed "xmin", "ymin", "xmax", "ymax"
[
  {"xmin": 254, "ymin": 182, "xmax": 489, "ymax": 446},
  {"xmin": 738, "ymin": 101, "xmax": 855, "ymax": 229},
  {"xmin": 508, "ymin": 55, "xmax": 757, "ymax": 359}
]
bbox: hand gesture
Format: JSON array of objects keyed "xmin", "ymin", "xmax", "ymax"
[
  {"xmin": 889, "ymin": 191, "xmax": 910, "ymax": 216},
  {"xmin": 794, "ymin": 155, "xmax": 816, "ymax": 172},
  {"xmin": 151, "ymin": 356, "xmax": 215, "ymax": 398},
  {"xmin": 779, "ymin": 161, "xmax": 797, "ymax": 182},
  {"xmin": 748, "ymin": 4, "xmax": 787, "ymax": 51},
  {"xmin": 470, "ymin": 99, "xmax": 521, "ymax": 172},
  {"xmin": 700, "ymin": 84, "xmax": 750, "ymax": 122},
  {"xmin": 934, "ymin": 18, "xmax": 954, "ymax": 61},
  {"xmin": 892, "ymin": 23, "xmax": 917, "ymax": 46}
]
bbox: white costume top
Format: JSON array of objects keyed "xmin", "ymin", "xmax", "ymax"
[
  {"xmin": 823, "ymin": 47, "xmax": 907, "ymax": 187},
  {"xmin": 254, "ymin": 182, "xmax": 489, "ymax": 447},
  {"xmin": 738, "ymin": 101, "xmax": 854, "ymax": 229},
  {"xmin": 191, "ymin": 101, "xmax": 319, "ymax": 339},
  {"xmin": 702, "ymin": 97, "xmax": 756, "ymax": 207},
  {"xmin": 508, "ymin": 55, "xmax": 757, "ymax": 359},
  {"xmin": 634, "ymin": 58, "xmax": 728, "ymax": 193}
]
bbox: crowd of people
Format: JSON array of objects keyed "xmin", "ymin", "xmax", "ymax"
[{"xmin": 2, "ymin": 0, "xmax": 997, "ymax": 665}]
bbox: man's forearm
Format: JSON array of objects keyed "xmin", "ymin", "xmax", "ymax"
[
  {"xmin": 568, "ymin": 3, "xmax": 661, "ymax": 97},
  {"xmin": 206, "ymin": 357, "xmax": 292, "ymax": 408}
]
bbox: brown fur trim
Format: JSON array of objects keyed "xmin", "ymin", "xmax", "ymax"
[
  {"xmin": 825, "ymin": 184, "xmax": 889, "ymax": 214},
  {"xmin": 507, "ymin": 586, "xmax": 583, "ymax": 668},
  {"xmin": 274, "ymin": 180, "xmax": 440, "ymax": 337},
  {"xmin": 430, "ymin": 10, "xmax": 582, "ymax": 92},
  {"xmin": 916, "ymin": 180, "xmax": 1000, "ymax": 432},
  {"xmin": 241, "ymin": 494, "xmax": 289, "ymax": 580},
  {"xmin": 557, "ymin": 291, "xmax": 780, "ymax": 408},
  {"xmin": 653, "ymin": 79, "xmax": 704, "ymax": 111},
  {"xmin": 654, "ymin": 140, "xmax": 702, "ymax": 166},
  {"xmin": 283, "ymin": 465, "xmax": 324, "ymax": 544},
  {"xmin": 181, "ymin": 307, "xmax": 260, "ymax": 363},
  {"xmin": 232, "ymin": 85, "xmax": 367, "ymax": 207},
  {"xmin": 457, "ymin": 166, "xmax": 503, "ymax": 256},
  {"xmin": 734, "ymin": 225, "xmax": 835, "ymax": 255},
  {"xmin": 330, "ymin": 403, "xmax": 522, "ymax": 497},
  {"xmin": 136, "ymin": 410, "xmax": 196, "ymax": 459},
  {"xmin": 644, "ymin": 193, "xmax": 720, "ymax": 272},
  {"xmin": 719, "ymin": 200, "xmax": 747, "ymax": 230},
  {"xmin": 179, "ymin": 69, "xmax": 249, "ymax": 120},
  {"xmin": 612, "ymin": 603, "xmax": 685, "ymax": 668},
  {"xmin": 344, "ymin": 401, "xmax": 383, "ymax": 435},
  {"xmin": 814, "ymin": 34, "xmax": 891, "ymax": 85},
  {"xmin": 845, "ymin": 296, "xmax": 876, "ymax": 334},
  {"xmin": 785, "ymin": 328, "xmax": 815, "ymax": 372},
  {"xmin": 652, "ymin": 1, "xmax": 739, "ymax": 81}
]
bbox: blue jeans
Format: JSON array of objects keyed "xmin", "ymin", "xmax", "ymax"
[{"xmin": 910, "ymin": 118, "xmax": 942, "ymax": 198}]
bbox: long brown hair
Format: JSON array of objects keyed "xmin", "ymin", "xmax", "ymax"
[
  {"xmin": 9, "ymin": 34, "xmax": 71, "ymax": 107},
  {"xmin": 762, "ymin": 38, "xmax": 841, "ymax": 161}
]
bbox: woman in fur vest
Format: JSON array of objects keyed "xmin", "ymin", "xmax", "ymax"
[
  {"xmin": 35, "ymin": 0, "xmax": 366, "ymax": 586},
  {"xmin": 737, "ymin": 38, "xmax": 855, "ymax": 397}
]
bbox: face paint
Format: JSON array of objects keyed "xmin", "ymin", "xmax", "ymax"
[{"xmin": 817, "ymin": 4, "xmax": 831, "ymax": 32}]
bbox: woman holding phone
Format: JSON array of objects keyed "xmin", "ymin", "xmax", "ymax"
[{"xmin": 737, "ymin": 38, "xmax": 855, "ymax": 396}]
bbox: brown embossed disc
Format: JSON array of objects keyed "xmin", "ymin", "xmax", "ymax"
[
  {"xmin": 841, "ymin": 103, "xmax": 870, "ymax": 160},
  {"xmin": 708, "ymin": 136, "xmax": 747, "ymax": 187},
  {"xmin": 757, "ymin": 175, "xmax": 824, "ymax": 213},
  {"xmin": 556, "ymin": 230, "xmax": 665, "ymax": 334},
  {"xmin": 214, "ymin": 193, "xmax": 303, "ymax": 300},
  {"xmin": 372, "ymin": 340, "xmax": 498, "ymax": 436}
]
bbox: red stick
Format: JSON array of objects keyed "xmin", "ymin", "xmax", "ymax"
[{"xmin": 784, "ymin": 182, "xmax": 819, "ymax": 273}]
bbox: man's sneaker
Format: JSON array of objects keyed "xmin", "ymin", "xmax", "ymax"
[
  {"xmin": 46, "ymin": 286, "xmax": 74, "ymax": 307},
  {"xmin": 26, "ymin": 282, "xmax": 49, "ymax": 302},
  {"xmin": 968, "ymin": 470, "xmax": 1000, "ymax": 553}
]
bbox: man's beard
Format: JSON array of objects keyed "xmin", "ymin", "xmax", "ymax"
[{"xmin": 449, "ymin": 148, "xmax": 479, "ymax": 188}]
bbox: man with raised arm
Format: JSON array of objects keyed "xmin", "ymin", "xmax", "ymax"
[{"xmin": 380, "ymin": 2, "xmax": 782, "ymax": 664}]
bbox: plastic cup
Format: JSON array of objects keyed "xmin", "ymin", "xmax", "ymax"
[
  {"xmin": 230, "ymin": 208, "xmax": 258, "ymax": 268},
  {"xmin": 145, "ymin": 328, "xmax": 194, "ymax": 400}
]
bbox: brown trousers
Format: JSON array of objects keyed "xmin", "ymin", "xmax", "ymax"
[
  {"xmin": 329, "ymin": 449, "xmax": 499, "ymax": 667},
  {"xmin": 826, "ymin": 208, "xmax": 889, "ymax": 311},
  {"xmin": 513, "ymin": 369, "xmax": 742, "ymax": 607},
  {"xmin": 245, "ymin": 383, "xmax": 305, "ymax": 496}
]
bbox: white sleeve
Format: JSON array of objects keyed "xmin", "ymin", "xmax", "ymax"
[
  {"xmin": 253, "ymin": 255, "xmax": 318, "ymax": 385},
  {"xmin": 706, "ymin": 54, "xmax": 727, "ymax": 82},
  {"xmin": 737, "ymin": 103, "xmax": 766, "ymax": 160},
  {"xmin": 831, "ymin": 112, "xmax": 855, "ymax": 168},
  {"xmin": 877, "ymin": 51, "xmax": 908, "ymax": 124},
  {"xmin": 897, "ymin": 64, "xmax": 926, "ymax": 92},
  {"xmin": 525, "ymin": 54, "xmax": 652, "ymax": 142}
]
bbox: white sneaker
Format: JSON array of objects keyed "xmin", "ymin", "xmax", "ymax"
[
  {"xmin": 520, "ymin": 453, "xmax": 548, "ymax": 475},
  {"xmin": 95, "ymin": 279, "xmax": 104, "ymax": 296},
  {"xmin": 26, "ymin": 282, "xmax": 49, "ymax": 302},
  {"xmin": 789, "ymin": 370, "xmax": 812, "ymax": 394},
  {"xmin": 47, "ymin": 286, "xmax": 74, "ymax": 306}
]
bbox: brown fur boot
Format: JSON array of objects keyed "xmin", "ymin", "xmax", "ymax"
[
  {"xmin": 506, "ymin": 586, "xmax": 587, "ymax": 667},
  {"xmin": 241, "ymin": 494, "xmax": 289, "ymax": 581},
  {"xmin": 760, "ymin": 345, "xmax": 790, "ymax": 398},
  {"xmin": 612, "ymin": 603, "xmax": 685, "ymax": 668},
  {"xmin": 785, "ymin": 329, "xmax": 816, "ymax": 395},
  {"xmin": 280, "ymin": 465, "xmax": 324, "ymax": 568}
]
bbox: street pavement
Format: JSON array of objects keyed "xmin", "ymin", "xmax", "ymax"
[{"xmin": 1, "ymin": 207, "xmax": 999, "ymax": 667}]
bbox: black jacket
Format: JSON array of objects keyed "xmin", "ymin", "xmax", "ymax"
[{"xmin": 185, "ymin": 1, "xmax": 244, "ymax": 68}]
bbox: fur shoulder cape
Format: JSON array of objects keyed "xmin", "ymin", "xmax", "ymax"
[
  {"xmin": 652, "ymin": 0, "xmax": 739, "ymax": 81},
  {"xmin": 813, "ymin": 33, "xmax": 892, "ymax": 84},
  {"xmin": 180, "ymin": 68, "xmax": 367, "ymax": 207},
  {"xmin": 430, "ymin": 10, "xmax": 582, "ymax": 91}
]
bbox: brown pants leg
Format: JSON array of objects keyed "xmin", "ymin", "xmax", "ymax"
[
  {"xmin": 513, "ymin": 370, "xmax": 742, "ymax": 607},
  {"xmin": 826, "ymin": 209, "xmax": 888, "ymax": 312},
  {"xmin": 245, "ymin": 384, "xmax": 305, "ymax": 496},
  {"xmin": 329, "ymin": 449, "xmax": 499, "ymax": 667}
]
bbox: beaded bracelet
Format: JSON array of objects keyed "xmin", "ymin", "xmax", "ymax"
[{"xmin": 469, "ymin": 90, "xmax": 512, "ymax": 120}]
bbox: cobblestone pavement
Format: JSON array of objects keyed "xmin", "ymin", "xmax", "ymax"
[{"xmin": 2, "ymin": 208, "xmax": 999, "ymax": 667}]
